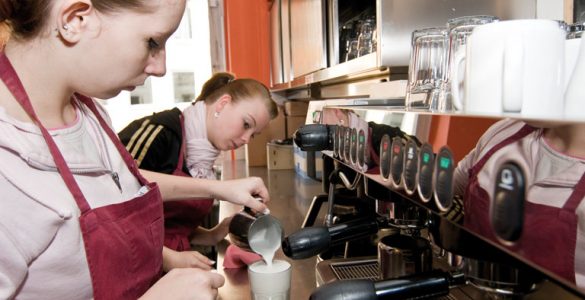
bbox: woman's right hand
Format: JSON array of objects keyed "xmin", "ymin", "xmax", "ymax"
[
  {"xmin": 140, "ymin": 268, "xmax": 224, "ymax": 300},
  {"xmin": 212, "ymin": 177, "xmax": 270, "ymax": 212}
]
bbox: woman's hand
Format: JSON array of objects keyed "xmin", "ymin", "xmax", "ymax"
[
  {"xmin": 162, "ymin": 247, "xmax": 214, "ymax": 272},
  {"xmin": 211, "ymin": 177, "xmax": 270, "ymax": 212},
  {"xmin": 140, "ymin": 268, "xmax": 224, "ymax": 300}
]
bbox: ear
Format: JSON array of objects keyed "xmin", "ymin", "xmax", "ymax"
[
  {"xmin": 56, "ymin": 0, "xmax": 96, "ymax": 44},
  {"xmin": 215, "ymin": 94, "xmax": 232, "ymax": 113}
]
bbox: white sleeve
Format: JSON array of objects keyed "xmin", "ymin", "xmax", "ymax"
[{"xmin": 0, "ymin": 176, "xmax": 63, "ymax": 299}]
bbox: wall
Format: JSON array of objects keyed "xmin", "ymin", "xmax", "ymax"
[{"xmin": 224, "ymin": 0, "xmax": 273, "ymax": 166}]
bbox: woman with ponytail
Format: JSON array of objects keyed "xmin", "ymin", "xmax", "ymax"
[{"xmin": 119, "ymin": 72, "xmax": 278, "ymax": 271}]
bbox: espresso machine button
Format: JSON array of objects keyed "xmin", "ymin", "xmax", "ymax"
[
  {"xmin": 358, "ymin": 129, "xmax": 366, "ymax": 168},
  {"xmin": 434, "ymin": 146, "xmax": 455, "ymax": 213},
  {"xmin": 350, "ymin": 128, "xmax": 358, "ymax": 165},
  {"xmin": 403, "ymin": 140, "xmax": 418, "ymax": 195},
  {"xmin": 492, "ymin": 161, "xmax": 525, "ymax": 242},
  {"xmin": 390, "ymin": 137, "xmax": 404, "ymax": 188},
  {"xmin": 336, "ymin": 126, "xmax": 345, "ymax": 158},
  {"xmin": 417, "ymin": 143, "xmax": 434, "ymax": 203},
  {"xmin": 343, "ymin": 126, "xmax": 352, "ymax": 162},
  {"xmin": 332, "ymin": 126, "xmax": 339, "ymax": 157},
  {"xmin": 380, "ymin": 134, "xmax": 391, "ymax": 180}
]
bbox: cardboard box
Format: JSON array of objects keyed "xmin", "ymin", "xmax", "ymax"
[
  {"xmin": 268, "ymin": 106, "xmax": 286, "ymax": 141},
  {"xmin": 284, "ymin": 101, "xmax": 309, "ymax": 116},
  {"xmin": 286, "ymin": 115, "xmax": 307, "ymax": 138},
  {"xmin": 266, "ymin": 142, "xmax": 294, "ymax": 170},
  {"xmin": 293, "ymin": 143, "xmax": 323, "ymax": 180},
  {"xmin": 246, "ymin": 130, "xmax": 269, "ymax": 167}
]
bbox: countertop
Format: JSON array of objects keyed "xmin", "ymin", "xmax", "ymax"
[{"xmin": 216, "ymin": 160, "xmax": 323, "ymax": 300}]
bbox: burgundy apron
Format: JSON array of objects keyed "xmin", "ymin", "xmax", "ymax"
[
  {"xmin": 0, "ymin": 53, "xmax": 164, "ymax": 298},
  {"xmin": 162, "ymin": 114, "xmax": 214, "ymax": 251},
  {"xmin": 464, "ymin": 124, "xmax": 584, "ymax": 283}
]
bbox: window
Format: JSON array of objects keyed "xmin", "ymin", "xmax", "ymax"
[
  {"xmin": 130, "ymin": 78, "xmax": 153, "ymax": 105},
  {"xmin": 174, "ymin": 72, "xmax": 196, "ymax": 103},
  {"xmin": 173, "ymin": 7, "xmax": 193, "ymax": 39}
]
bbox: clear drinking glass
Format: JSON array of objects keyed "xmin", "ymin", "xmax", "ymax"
[
  {"xmin": 357, "ymin": 18, "xmax": 376, "ymax": 57},
  {"xmin": 438, "ymin": 15, "xmax": 499, "ymax": 112},
  {"xmin": 405, "ymin": 27, "xmax": 449, "ymax": 111},
  {"xmin": 345, "ymin": 39, "xmax": 359, "ymax": 62}
]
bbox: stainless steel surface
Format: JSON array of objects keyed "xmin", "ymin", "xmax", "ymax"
[
  {"xmin": 376, "ymin": 0, "xmax": 536, "ymax": 68},
  {"xmin": 315, "ymin": 256, "xmax": 580, "ymax": 299},
  {"xmin": 276, "ymin": 0, "xmax": 537, "ymax": 93},
  {"xmin": 290, "ymin": 0, "xmax": 327, "ymax": 78},
  {"xmin": 217, "ymin": 161, "xmax": 322, "ymax": 300}
]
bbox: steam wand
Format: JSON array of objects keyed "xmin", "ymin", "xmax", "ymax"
[
  {"xmin": 309, "ymin": 270, "xmax": 466, "ymax": 300},
  {"xmin": 325, "ymin": 168, "xmax": 361, "ymax": 226}
]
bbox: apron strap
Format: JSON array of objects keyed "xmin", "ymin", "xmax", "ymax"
[
  {"xmin": 75, "ymin": 94, "xmax": 149, "ymax": 186},
  {"xmin": 0, "ymin": 53, "xmax": 91, "ymax": 212},
  {"xmin": 174, "ymin": 113, "xmax": 186, "ymax": 174},
  {"xmin": 469, "ymin": 124, "xmax": 536, "ymax": 178},
  {"xmin": 563, "ymin": 171, "xmax": 585, "ymax": 213}
]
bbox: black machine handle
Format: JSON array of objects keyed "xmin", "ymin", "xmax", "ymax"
[
  {"xmin": 282, "ymin": 217, "xmax": 379, "ymax": 259},
  {"xmin": 293, "ymin": 124, "xmax": 335, "ymax": 151},
  {"xmin": 310, "ymin": 271, "xmax": 459, "ymax": 300}
]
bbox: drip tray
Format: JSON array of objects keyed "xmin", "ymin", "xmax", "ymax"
[
  {"xmin": 316, "ymin": 257, "xmax": 474, "ymax": 300},
  {"xmin": 330, "ymin": 259, "xmax": 380, "ymax": 281}
]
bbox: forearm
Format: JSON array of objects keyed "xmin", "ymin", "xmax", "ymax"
[
  {"xmin": 140, "ymin": 169, "xmax": 220, "ymax": 202},
  {"xmin": 190, "ymin": 227, "xmax": 220, "ymax": 246}
]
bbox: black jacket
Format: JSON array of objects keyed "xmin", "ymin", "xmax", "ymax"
[{"xmin": 118, "ymin": 108, "xmax": 189, "ymax": 174}]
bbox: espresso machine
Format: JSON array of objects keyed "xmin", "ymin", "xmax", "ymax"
[{"xmin": 284, "ymin": 108, "xmax": 582, "ymax": 300}]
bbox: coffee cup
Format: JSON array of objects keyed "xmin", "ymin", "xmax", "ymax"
[
  {"xmin": 564, "ymin": 31, "xmax": 585, "ymax": 119},
  {"xmin": 248, "ymin": 259, "xmax": 292, "ymax": 300},
  {"xmin": 451, "ymin": 19, "xmax": 566, "ymax": 118}
]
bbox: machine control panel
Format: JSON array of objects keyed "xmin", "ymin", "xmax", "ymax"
[
  {"xmin": 417, "ymin": 143, "xmax": 434, "ymax": 203},
  {"xmin": 433, "ymin": 146, "xmax": 455, "ymax": 213},
  {"xmin": 380, "ymin": 134, "xmax": 391, "ymax": 180},
  {"xmin": 390, "ymin": 137, "xmax": 404, "ymax": 188},
  {"xmin": 403, "ymin": 140, "xmax": 418, "ymax": 195}
]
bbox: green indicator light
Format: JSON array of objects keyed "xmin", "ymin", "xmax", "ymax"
[
  {"xmin": 423, "ymin": 153, "xmax": 430, "ymax": 163},
  {"xmin": 440, "ymin": 157, "xmax": 450, "ymax": 169}
]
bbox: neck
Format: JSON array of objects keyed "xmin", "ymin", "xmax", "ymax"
[
  {"xmin": 1, "ymin": 39, "xmax": 76, "ymax": 128},
  {"xmin": 544, "ymin": 123, "xmax": 585, "ymax": 158}
]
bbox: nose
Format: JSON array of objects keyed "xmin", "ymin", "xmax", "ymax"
[
  {"xmin": 241, "ymin": 131, "xmax": 254, "ymax": 144},
  {"xmin": 145, "ymin": 50, "xmax": 167, "ymax": 77}
]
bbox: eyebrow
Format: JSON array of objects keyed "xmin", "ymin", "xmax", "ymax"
[{"xmin": 247, "ymin": 113, "xmax": 257, "ymax": 128}]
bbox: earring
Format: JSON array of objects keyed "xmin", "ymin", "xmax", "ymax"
[
  {"xmin": 214, "ymin": 112, "xmax": 220, "ymax": 118},
  {"xmin": 63, "ymin": 24, "xmax": 70, "ymax": 31}
]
